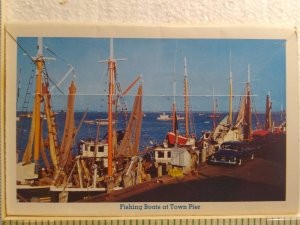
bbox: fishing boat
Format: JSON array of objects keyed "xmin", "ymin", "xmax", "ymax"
[
  {"xmin": 154, "ymin": 57, "xmax": 198, "ymax": 176},
  {"xmin": 199, "ymin": 63, "xmax": 256, "ymax": 162},
  {"xmin": 49, "ymin": 39, "xmax": 148, "ymax": 202},
  {"xmin": 166, "ymin": 58, "xmax": 197, "ymax": 147},
  {"xmin": 252, "ymin": 92, "xmax": 286, "ymax": 142},
  {"xmin": 207, "ymin": 88, "xmax": 221, "ymax": 129},
  {"xmin": 16, "ymin": 37, "xmax": 78, "ymax": 202}
]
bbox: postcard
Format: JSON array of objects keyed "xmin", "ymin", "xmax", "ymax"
[{"xmin": 2, "ymin": 24, "xmax": 298, "ymax": 219}]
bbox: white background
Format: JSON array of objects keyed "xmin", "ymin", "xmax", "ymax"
[{"xmin": 4, "ymin": 0, "xmax": 300, "ymax": 217}]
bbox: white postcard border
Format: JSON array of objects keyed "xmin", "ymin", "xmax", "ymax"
[{"xmin": 3, "ymin": 23, "xmax": 298, "ymax": 218}]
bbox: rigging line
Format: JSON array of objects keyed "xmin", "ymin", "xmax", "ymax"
[
  {"xmin": 45, "ymin": 46, "xmax": 68, "ymax": 64},
  {"xmin": 173, "ymin": 42, "xmax": 178, "ymax": 79},
  {"xmin": 249, "ymin": 86, "xmax": 261, "ymax": 128},
  {"xmin": 43, "ymin": 65, "xmax": 65, "ymax": 95},
  {"xmin": 6, "ymin": 30, "xmax": 36, "ymax": 64},
  {"xmin": 253, "ymin": 44, "xmax": 284, "ymax": 78}
]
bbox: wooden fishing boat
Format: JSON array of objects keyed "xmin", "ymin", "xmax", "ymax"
[
  {"xmin": 199, "ymin": 63, "xmax": 256, "ymax": 162},
  {"xmin": 252, "ymin": 93, "xmax": 286, "ymax": 143},
  {"xmin": 154, "ymin": 57, "xmax": 198, "ymax": 177},
  {"xmin": 16, "ymin": 37, "xmax": 77, "ymax": 202},
  {"xmin": 48, "ymin": 39, "xmax": 148, "ymax": 202}
]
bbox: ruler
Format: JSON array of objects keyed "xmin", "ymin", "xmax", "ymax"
[{"xmin": 1, "ymin": 218, "xmax": 300, "ymax": 225}]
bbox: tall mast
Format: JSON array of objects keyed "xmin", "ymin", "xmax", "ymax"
[
  {"xmin": 172, "ymin": 43, "xmax": 178, "ymax": 134},
  {"xmin": 99, "ymin": 39, "xmax": 126, "ymax": 176},
  {"xmin": 244, "ymin": 64, "xmax": 252, "ymax": 140},
  {"xmin": 172, "ymin": 80, "xmax": 177, "ymax": 133},
  {"xmin": 22, "ymin": 37, "xmax": 55, "ymax": 166},
  {"xmin": 212, "ymin": 88, "xmax": 217, "ymax": 129},
  {"xmin": 33, "ymin": 37, "xmax": 44, "ymax": 165},
  {"xmin": 265, "ymin": 91, "xmax": 272, "ymax": 130},
  {"xmin": 228, "ymin": 49, "xmax": 233, "ymax": 125},
  {"xmin": 184, "ymin": 57, "xmax": 189, "ymax": 137},
  {"xmin": 107, "ymin": 38, "xmax": 115, "ymax": 177},
  {"xmin": 280, "ymin": 105, "xmax": 284, "ymax": 122}
]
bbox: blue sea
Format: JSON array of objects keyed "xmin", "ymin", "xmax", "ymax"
[{"xmin": 16, "ymin": 111, "xmax": 284, "ymax": 162}]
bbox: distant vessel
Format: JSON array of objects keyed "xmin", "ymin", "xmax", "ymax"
[
  {"xmin": 157, "ymin": 112, "xmax": 184, "ymax": 121},
  {"xmin": 83, "ymin": 119, "xmax": 116, "ymax": 126},
  {"xmin": 157, "ymin": 112, "xmax": 172, "ymax": 121}
]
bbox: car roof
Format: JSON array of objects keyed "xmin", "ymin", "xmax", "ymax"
[{"xmin": 221, "ymin": 141, "xmax": 248, "ymax": 146}]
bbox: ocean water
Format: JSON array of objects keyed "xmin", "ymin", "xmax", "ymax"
[{"xmin": 16, "ymin": 111, "xmax": 284, "ymax": 163}]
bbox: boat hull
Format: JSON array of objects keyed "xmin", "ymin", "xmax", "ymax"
[{"xmin": 167, "ymin": 132, "xmax": 188, "ymax": 145}]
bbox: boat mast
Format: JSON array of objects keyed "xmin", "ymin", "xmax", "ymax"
[
  {"xmin": 107, "ymin": 39, "xmax": 116, "ymax": 177},
  {"xmin": 244, "ymin": 64, "xmax": 252, "ymax": 140},
  {"xmin": 184, "ymin": 57, "xmax": 189, "ymax": 137},
  {"xmin": 172, "ymin": 80, "xmax": 177, "ymax": 133},
  {"xmin": 33, "ymin": 37, "xmax": 44, "ymax": 165},
  {"xmin": 228, "ymin": 50, "xmax": 233, "ymax": 125},
  {"xmin": 280, "ymin": 105, "xmax": 284, "ymax": 122},
  {"xmin": 172, "ymin": 43, "xmax": 178, "ymax": 134},
  {"xmin": 265, "ymin": 92, "xmax": 272, "ymax": 130},
  {"xmin": 212, "ymin": 88, "xmax": 217, "ymax": 129}
]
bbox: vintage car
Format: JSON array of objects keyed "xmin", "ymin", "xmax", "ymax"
[{"xmin": 207, "ymin": 141, "xmax": 257, "ymax": 166}]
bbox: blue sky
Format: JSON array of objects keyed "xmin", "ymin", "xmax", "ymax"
[{"xmin": 16, "ymin": 37, "xmax": 286, "ymax": 112}]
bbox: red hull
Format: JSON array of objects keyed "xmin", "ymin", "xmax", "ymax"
[{"xmin": 167, "ymin": 132, "xmax": 188, "ymax": 145}]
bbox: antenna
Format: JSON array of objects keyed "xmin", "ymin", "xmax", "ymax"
[
  {"xmin": 247, "ymin": 64, "xmax": 251, "ymax": 83},
  {"xmin": 99, "ymin": 38, "xmax": 126, "ymax": 63},
  {"xmin": 37, "ymin": 37, "xmax": 43, "ymax": 57},
  {"xmin": 110, "ymin": 38, "xmax": 114, "ymax": 60},
  {"xmin": 32, "ymin": 37, "xmax": 55, "ymax": 62},
  {"xmin": 184, "ymin": 57, "xmax": 188, "ymax": 78}
]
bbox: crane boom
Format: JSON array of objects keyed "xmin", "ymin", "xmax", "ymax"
[
  {"xmin": 50, "ymin": 65, "xmax": 74, "ymax": 93},
  {"xmin": 121, "ymin": 75, "xmax": 142, "ymax": 96}
]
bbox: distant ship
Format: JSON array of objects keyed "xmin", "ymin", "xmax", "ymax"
[
  {"xmin": 157, "ymin": 112, "xmax": 184, "ymax": 121},
  {"xmin": 83, "ymin": 119, "xmax": 116, "ymax": 126}
]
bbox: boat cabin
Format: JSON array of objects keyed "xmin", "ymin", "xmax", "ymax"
[
  {"xmin": 171, "ymin": 147, "xmax": 191, "ymax": 168},
  {"xmin": 78, "ymin": 140, "xmax": 108, "ymax": 158},
  {"xmin": 154, "ymin": 146, "xmax": 171, "ymax": 164}
]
